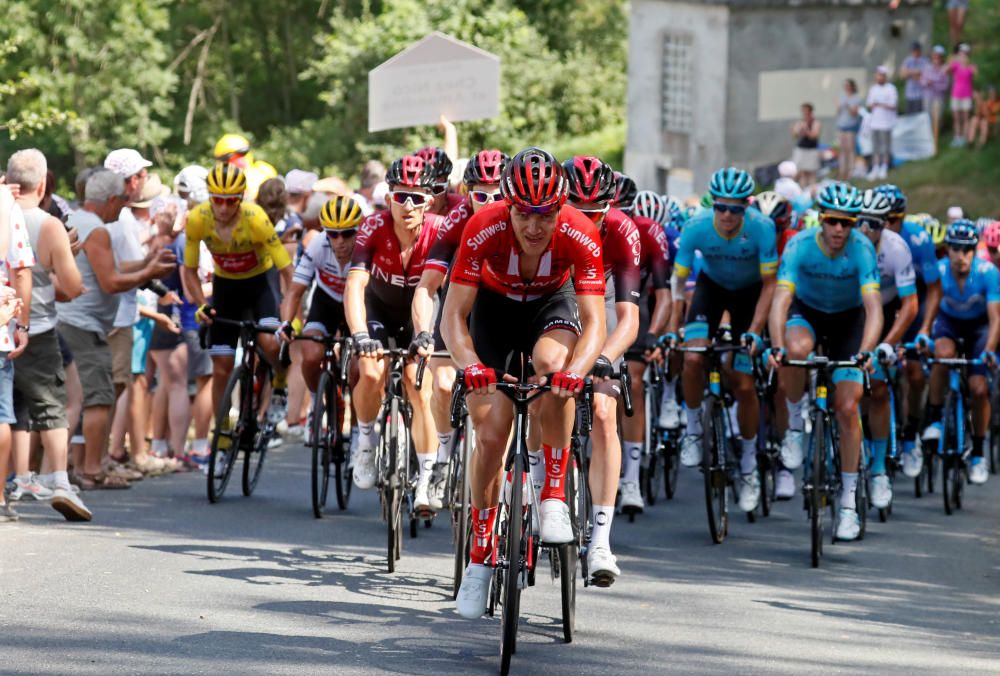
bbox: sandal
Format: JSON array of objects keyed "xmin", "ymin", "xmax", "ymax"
[
  {"xmin": 79, "ymin": 471, "xmax": 131, "ymax": 490},
  {"xmin": 106, "ymin": 461, "xmax": 143, "ymax": 482},
  {"xmin": 128, "ymin": 456, "xmax": 170, "ymax": 477}
]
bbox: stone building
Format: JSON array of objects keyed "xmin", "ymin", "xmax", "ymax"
[{"xmin": 625, "ymin": 0, "xmax": 934, "ymax": 196}]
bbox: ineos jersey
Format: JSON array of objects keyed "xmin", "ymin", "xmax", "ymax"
[
  {"xmin": 294, "ymin": 234, "xmax": 349, "ymax": 301},
  {"xmin": 426, "ymin": 196, "xmax": 474, "ymax": 275},
  {"xmin": 450, "ymin": 202, "xmax": 605, "ymax": 301},
  {"xmin": 601, "ymin": 208, "xmax": 643, "ymax": 304},
  {"xmin": 349, "ymin": 209, "xmax": 445, "ymax": 310}
]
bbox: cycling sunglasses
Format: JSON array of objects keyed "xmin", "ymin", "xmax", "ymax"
[
  {"xmin": 389, "ymin": 191, "xmax": 431, "ymax": 208},
  {"xmin": 513, "ymin": 202, "xmax": 560, "ymax": 216},
  {"xmin": 431, "ymin": 182, "xmax": 449, "ymax": 196},
  {"xmin": 858, "ymin": 216, "xmax": 885, "ymax": 230},
  {"xmin": 326, "ymin": 229, "xmax": 357, "ymax": 240},
  {"xmin": 822, "ymin": 215, "xmax": 857, "ymax": 228},
  {"xmin": 210, "ymin": 195, "xmax": 242, "ymax": 206},
  {"xmin": 948, "ymin": 243, "xmax": 976, "ymax": 253},
  {"xmin": 470, "ymin": 190, "xmax": 503, "ymax": 205},
  {"xmin": 713, "ymin": 203, "xmax": 746, "ymax": 215}
]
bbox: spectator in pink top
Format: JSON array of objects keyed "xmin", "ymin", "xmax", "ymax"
[{"xmin": 948, "ymin": 43, "xmax": 977, "ymax": 147}]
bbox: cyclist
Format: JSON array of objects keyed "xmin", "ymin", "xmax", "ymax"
[
  {"xmin": 858, "ymin": 189, "xmax": 918, "ymax": 509},
  {"xmin": 413, "ymin": 149, "xmax": 509, "ymax": 511},
  {"xmin": 415, "ymin": 147, "xmax": 463, "ymax": 216},
  {"xmin": 981, "ymin": 220, "xmax": 1000, "ymax": 267},
  {"xmin": 182, "ymin": 163, "xmax": 292, "ymax": 421},
  {"xmin": 665, "ymin": 168, "xmax": 777, "ymax": 515},
  {"xmin": 277, "ymin": 196, "xmax": 362, "ymax": 396},
  {"xmin": 344, "ymin": 155, "xmax": 446, "ymax": 499},
  {"xmin": 921, "ymin": 220, "xmax": 999, "ymax": 485},
  {"xmin": 768, "ymin": 182, "xmax": 882, "ymax": 541},
  {"xmin": 443, "ymin": 148, "xmax": 606, "ymax": 618},
  {"xmin": 755, "ymin": 191, "xmax": 797, "ymax": 255},
  {"xmin": 875, "ymin": 185, "xmax": 943, "ymax": 478},
  {"xmin": 562, "ymin": 155, "xmax": 639, "ymax": 580},
  {"xmin": 213, "ymin": 133, "xmax": 253, "ymax": 169}
]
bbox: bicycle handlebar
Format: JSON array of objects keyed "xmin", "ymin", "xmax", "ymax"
[
  {"xmin": 414, "ymin": 350, "xmax": 452, "ymax": 390},
  {"xmin": 449, "ymin": 369, "xmax": 595, "ymax": 430}
]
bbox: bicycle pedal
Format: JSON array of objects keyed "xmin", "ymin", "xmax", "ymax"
[{"xmin": 589, "ymin": 570, "xmax": 617, "ymax": 588}]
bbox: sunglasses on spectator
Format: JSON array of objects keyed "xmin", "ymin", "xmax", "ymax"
[
  {"xmin": 713, "ymin": 203, "xmax": 746, "ymax": 215},
  {"xmin": 822, "ymin": 215, "xmax": 857, "ymax": 228},
  {"xmin": 326, "ymin": 229, "xmax": 357, "ymax": 240},
  {"xmin": 514, "ymin": 202, "xmax": 560, "ymax": 217},
  {"xmin": 948, "ymin": 243, "xmax": 976, "ymax": 253},
  {"xmin": 210, "ymin": 195, "xmax": 242, "ymax": 206},
  {"xmin": 858, "ymin": 217, "xmax": 884, "ymax": 230},
  {"xmin": 431, "ymin": 182, "xmax": 449, "ymax": 196},
  {"xmin": 389, "ymin": 191, "xmax": 430, "ymax": 208},
  {"xmin": 470, "ymin": 190, "xmax": 503, "ymax": 205}
]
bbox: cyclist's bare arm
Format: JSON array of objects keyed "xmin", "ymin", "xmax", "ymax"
[
  {"xmin": 884, "ymin": 294, "xmax": 918, "ymax": 347},
  {"xmin": 344, "ymin": 269, "xmax": 370, "ymax": 336},
  {"xmin": 768, "ymin": 285, "xmax": 794, "ymax": 351},
  {"xmin": 749, "ymin": 274, "xmax": 776, "ymax": 336},
  {"xmin": 412, "ymin": 268, "xmax": 445, "ymax": 335},
  {"xmin": 565, "ymin": 294, "xmax": 607, "ymax": 376},
  {"xmin": 280, "ymin": 281, "xmax": 309, "ymax": 325},
  {"xmin": 919, "ymin": 279, "xmax": 942, "ymax": 335},
  {"xmin": 181, "ymin": 265, "xmax": 207, "ymax": 308},
  {"xmin": 440, "ymin": 282, "xmax": 480, "ymax": 369},
  {"xmin": 986, "ymin": 301, "xmax": 1000, "ymax": 354},
  {"xmin": 649, "ymin": 287, "xmax": 672, "ymax": 337},
  {"xmin": 604, "ymin": 302, "xmax": 639, "ymax": 363},
  {"xmin": 859, "ymin": 290, "xmax": 885, "ymax": 353}
]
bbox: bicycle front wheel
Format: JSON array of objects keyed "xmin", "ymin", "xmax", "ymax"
[
  {"xmin": 809, "ymin": 415, "xmax": 826, "ymax": 568},
  {"xmin": 311, "ymin": 371, "xmax": 337, "ymax": 518},
  {"xmin": 242, "ymin": 363, "xmax": 273, "ymax": 497},
  {"xmin": 500, "ymin": 453, "xmax": 526, "ymax": 675},
  {"xmin": 702, "ymin": 401, "xmax": 728, "ymax": 544},
  {"xmin": 207, "ymin": 365, "xmax": 246, "ymax": 503}
]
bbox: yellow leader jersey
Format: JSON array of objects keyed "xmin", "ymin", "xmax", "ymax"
[{"xmin": 184, "ymin": 201, "xmax": 291, "ymax": 280}]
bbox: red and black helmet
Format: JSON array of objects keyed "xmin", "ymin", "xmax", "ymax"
[
  {"xmin": 414, "ymin": 146, "xmax": 453, "ymax": 182},
  {"xmin": 500, "ymin": 147, "xmax": 567, "ymax": 210},
  {"xmin": 563, "ymin": 156, "xmax": 617, "ymax": 205},
  {"xmin": 463, "ymin": 149, "xmax": 509, "ymax": 186},
  {"xmin": 386, "ymin": 154, "xmax": 434, "ymax": 189},
  {"xmin": 613, "ymin": 172, "xmax": 638, "ymax": 210}
]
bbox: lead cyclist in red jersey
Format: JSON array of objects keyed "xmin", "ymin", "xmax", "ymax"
[{"xmin": 444, "ymin": 148, "xmax": 607, "ymax": 618}]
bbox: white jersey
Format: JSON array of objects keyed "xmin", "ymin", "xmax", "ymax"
[
  {"xmin": 877, "ymin": 228, "xmax": 917, "ymax": 305},
  {"xmin": 293, "ymin": 234, "xmax": 348, "ymax": 302}
]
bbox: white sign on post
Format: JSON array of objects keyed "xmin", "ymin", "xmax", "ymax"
[{"xmin": 368, "ymin": 32, "xmax": 501, "ymax": 133}]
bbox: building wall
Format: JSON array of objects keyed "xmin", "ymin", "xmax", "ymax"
[{"xmin": 625, "ymin": 1, "xmax": 729, "ymax": 193}]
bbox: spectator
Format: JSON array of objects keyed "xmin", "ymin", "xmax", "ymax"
[
  {"xmin": 921, "ymin": 45, "xmax": 951, "ymax": 152},
  {"xmin": 0, "ymin": 185, "xmax": 22, "ymax": 522},
  {"xmin": 866, "ymin": 66, "xmax": 898, "ymax": 181},
  {"xmin": 284, "ymin": 169, "xmax": 315, "ymax": 221},
  {"xmin": 353, "ymin": 160, "xmax": 385, "ymax": 215},
  {"xmin": 967, "ymin": 86, "xmax": 999, "ymax": 149},
  {"xmin": 947, "ymin": 0, "xmax": 969, "ymax": 50},
  {"xmin": 948, "ymin": 43, "xmax": 977, "ymax": 147},
  {"xmin": 56, "ymin": 170, "xmax": 175, "ymax": 490},
  {"xmin": 790, "ymin": 103, "xmax": 821, "ymax": 188},
  {"xmin": 836, "ymin": 79, "xmax": 863, "ymax": 180},
  {"xmin": 899, "ymin": 41, "xmax": 929, "ymax": 114},
  {"xmin": 6, "ymin": 149, "xmax": 89, "ymax": 520},
  {"xmin": 173, "ymin": 165, "xmax": 209, "ymax": 208},
  {"xmin": 773, "ymin": 160, "xmax": 803, "ymax": 201}
]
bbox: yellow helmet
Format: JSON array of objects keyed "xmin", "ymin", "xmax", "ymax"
[
  {"xmin": 244, "ymin": 160, "xmax": 277, "ymax": 201},
  {"xmin": 206, "ymin": 162, "xmax": 247, "ymax": 197},
  {"xmin": 213, "ymin": 133, "xmax": 252, "ymax": 164},
  {"xmin": 320, "ymin": 196, "xmax": 364, "ymax": 231}
]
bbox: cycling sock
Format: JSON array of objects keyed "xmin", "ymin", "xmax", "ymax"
[
  {"xmin": 590, "ymin": 505, "xmax": 615, "ymax": 550},
  {"xmin": 416, "ymin": 453, "xmax": 435, "ymax": 486},
  {"xmin": 926, "ymin": 404, "xmax": 943, "ymax": 424},
  {"xmin": 358, "ymin": 420, "xmax": 377, "ymax": 449},
  {"xmin": 528, "ymin": 450, "xmax": 545, "ymax": 488},
  {"xmin": 151, "ymin": 439, "xmax": 169, "ymax": 455},
  {"xmin": 840, "ymin": 472, "xmax": 858, "ymax": 506},
  {"xmin": 685, "ymin": 404, "xmax": 703, "ymax": 436},
  {"xmin": 661, "ymin": 378, "xmax": 677, "ymax": 406},
  {"xmin": 728, "ymin": 402, "xmax": 739, "ymax": 434},
  {"xmin": 436, "ymin": 431, "xmax": 455, "ymax": 463},
  {"xmin": 972, "ymin": 436, "xmax": 984, "ymax": 458},
  {"xmin": 740, "ymin": 437, "xmax": 758, "ymax": 474},
  {"xmin": 469, "ymin": 506, "xmax": 498, "ymax": 565},
  {"xmin": 902, "ymin": 415, "xmax": 921, "ymax": 441},
  {"xmin": 870, "ymin": 438, "xmax": 888, "ymax": 475},
  {"xmin": 52, "ymin": 470, "xmax": 72, "ymax": 491},
  {"xmin": 622, "ymin": 441, "xmax": 642, "ymax": 483},
  {"xmin": 191, "ymin": 438, "xmax": 210, "ymax": 455},
  {"xmin": 787, "ymin": 396, "xmax": 806, "ymax": 432},
  {"xmin": 540, "ymin": 443, "xmax": 569, "ymax": 501}
]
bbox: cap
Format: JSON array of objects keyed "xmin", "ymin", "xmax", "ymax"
[
  {"xmin": 911, "ymin": 40, "xmax": 922, "ymax": 51},
  {"xmin": 372, "ymin": 181, "xmax": 390, "ymax": 208},
  {"xmin": 959, "ymin": 43, "xmax": 971, "ymax": 53},
  {"xmin": 933, "ymin": 44, "xmax": 947, "ymax": 55},
  {"xmin": 876, "ymin": 65, "xmax": 890, "ymax": 76},
  {"xmin": 285, "ymin": 169, "xmax": 319, "ymax": 195},
  {"xmin": 778, "ymin": 160, "xmax": 797, "ymax": 178},
  {"xmin": 947, "ymin": 205, "xmax": 964, "ymax": 220},
  {"xmin": 104, "ymin": 148, "xmax": 152, "ymax": 178},
  {"xmin": 130, "ymin": 173, "xmax": 169, "ymax": 208},
  {"xmin": 312, "ymin": 176, "xmax": 351, "ymax": 197}
]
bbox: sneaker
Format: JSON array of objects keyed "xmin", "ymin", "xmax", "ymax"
[
  {"xmin": 352, "ymin": 448, "xmax": 377, "ymax": 490},
  {"xmin": 901, "ymin": 443, "xmax": 923, "ymax": 478},
  {"xmin": 283, "ymin": 424, "xmax": 305, "ymax": 442},
  {"xmin": 50, "ymin": 488, "xmax": 92, "ymax": 522},
  {"xmin": 835, "ymin": 507, "xmax": 861, "ymax": 541},
  {"xmin": 414, "ymin": 482, "xmax": 432, "ymax": 513},
  {"xmin": 456, "ymin": 563, "xmax": 493, "ymax": 619},
  {"xmin": 587, "ymin": 545, "xmax": 620, "ymax": 587},
  {"xmin": 266, "ymin": 389, "xmax": 289, "ymax": 425},
  {"xmin": 187, "ymin": 452, "xmax": 210, "ymax": 472},
  {"xmin": 539, "ymin": 498, "xmax": 573, "ymax": 544},
  {"xmin": 969, "ymin": 458, "xmax": 988, "ymax": 485},
  {"xmin": 9, "ymin": 473, "xmax": 54, "ymax": 501},
  {"xmin": 0, "ymin": 502, "xmax": 18, "ymax": 522},
  {"xmin": 679, "ymin": 434, "xmax": 702, "ymax": 467},
  {"xmin": 922, "ymin": 422, "xmax": 942, "ymax": 442},
  {"xmin": 658, "ymin": 400, "xmax": 681, "ymax": 429},
  {"xmin": 619, "ymin": 480, "xmax": 644, "ymax": 512},
  {"xmin": 780, "ymin": 430, "xmax": 804, "ymax": 470},
  {"xmin": 870, "ymin": 473, "xmax": 893, "ymax": 509},
  {"xmin": 267, "ymin": 434, "xmax": 284, "ymax": 450},
  {"xmin": 775, "ymin": 469, "xmax": 796, "ymax": 500},
  {"xmin": 738, "ymin": 472, "xmax": 761, "ymax": 512},
  {"xmin": 428, "ymin": 462, "xmax": 448, "ymax": 511}
]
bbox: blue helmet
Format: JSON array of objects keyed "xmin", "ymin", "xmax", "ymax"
[
  {"xmin": 945, "ymin": 218, "xmax": 979, "ymax": 246},
  {"xmin": 874, "ymin": 183, "xmax": 906, "ymax": 214},
  {"xmin": 816, "ymin": 182, "xmax": 862, "ymax": 215},
  {"xmin": 708, "ymin": 167, "xmax": 755, "ymax": 200}
]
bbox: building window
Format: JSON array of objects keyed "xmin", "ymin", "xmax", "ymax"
[{"xmin": 661, "ymin": 33, "xmax": 693, "ymax": 133}]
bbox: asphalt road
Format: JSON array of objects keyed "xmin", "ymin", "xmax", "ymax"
[{"xmin": 2, "ymin": 441, "xmax": 999, "ymax": 675}]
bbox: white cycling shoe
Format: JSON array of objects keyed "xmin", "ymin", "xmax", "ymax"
[
  {"xmin": 969, "ymin": 459, "xmax": 988, "ymax": 485},
  {"xmin": 352, "ymin": 448, "xmax": 377, "ymax": 489},
  {"xmin": 775, "ymin": 469, "xmax": 796, "ymax": 500},
  {"xmin": 901, "ymin": 445, "xmax": 923, "ymax": 478},
  {"xmin": 870, "ymin": 474, "xmax": 893, "ymax": 509},
  {"xmin": 780, "ymin": 430, "xmax": 804, "ymax": 470},
  {"xmin": 836, "ymin": 507, "xmax": 861, "ymax": 541},
  {"xmin": 456, "ymin": 563, "xmax": 493, "ymax": 619},
  {"xmin": 658, "ymin": 400, "xmax": 681, "ymax": 429},
  {"xmin": 618, "ymin": 480, "xmax": 644, "ymax": 513},
  {"xmin": 679, "ymin": 435, "xmax": 702, "ymax": 467},
  {"xmin": 738, "ymin": 472, "xmax": 761, "ymax": 513},
  {"xmin": 539, "ymin": 499, "xmax": 574, "ymax": 544},
  {"xmin": 587, "ymin": 545, "xmax": 620, "ymax": 587}
]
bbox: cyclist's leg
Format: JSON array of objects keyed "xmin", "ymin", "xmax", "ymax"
[
  {"xmin": 206, "ymin": 277, "xmax": 244, "ymax": 410},
  {"xmin": 679, "ymin": 277, "xmax": 724, "ymax": 465},
  {"xmin": 925, "ymin": 316, "xmax": 958, "ymax": 434},
  {"xmin": 778, "ymin": 299, "xmax": 816, "ymax": 469},
  {"xmin": 252, "ymin": 268, "xmax": 283, "ymax": 368},
  {"xmin": 726, "ymin": 285, "xmax": 764, "ymax": 508},
  {"xmin": 301, "ymin": 290, "xmax": 345, "ymax": 396},
  {"xmin": 620, "ymin": 358, "xmax": 647, "ymax": 489},
  {"xmin": 967, "ymin": 321, "xmax": 991, "ymax": 481},
  {"xmin": 901, "ymin": 292, "xmax": 927, "ymax": 455}
]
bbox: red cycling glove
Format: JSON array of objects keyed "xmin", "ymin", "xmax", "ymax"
[
  {"xmin": 551, "ymin": 371, "xmax": 584, "ymax": 394},
  {"xmin": 464, "ymin": 363, "xmax": 497, "ymax": 390}
]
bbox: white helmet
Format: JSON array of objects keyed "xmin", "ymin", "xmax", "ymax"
[
  {"xmin": 860, "ymin": 189, "xmax": 892, "ymax": 218},
  {"xmin": 174, "ymin": 165, "xmax": 209, "ymax": 204},
  {"xmin": 755, "ymin": 191, "xmax": 791, "ymax": 221}
]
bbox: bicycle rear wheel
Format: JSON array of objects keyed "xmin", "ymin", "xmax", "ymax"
[
  {"xmin": 990, "ymin": 426, "xmax": 1000, "ymax": 475},
  {"xmin": 559, "ymin": 455, "xmax": 579, "ymax": 642},
  {"xmin": 942, "ymin": 396, "xmax": 956, "ymax": 516},
  {"xmin": 702, "ymin": 401, "xmax": 728, "ymax": 544},
  {"xmin": 500, "ymin": 453, "xmax": 526, "ymax": 676},
  {"xmin": 809, "ymin": 415, "xmax": 826, "ymax": 568},
  {"xmin": 311, "ymin": 371, "xmax": 337, "ymax": 518},
  {"xmin": 451, "ymin": 421, "xmax": 472, "ymax": 599},
  {"xmin": 242, "ymin": 364, "xmax": 272, "ymax": 497},
  {"xmin": 207, "ymin": 365, "xmax": 246, "ymax": 503},
  {"xmin": 663, "ymin": 434, "xmax": 679, "ymax": 499}
]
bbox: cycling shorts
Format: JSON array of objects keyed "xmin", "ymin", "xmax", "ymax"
[
  {"xmin": 901, "ymin": 279, "xmax": 927, "ymax": 344},
  {"xmin": 685, "ymin": 274, "xmax": 761, "ymax": 375},
  {"xmin": 304, "ymin": 288, "xmax": 347, "ymax": 337},
  {"xmin": 470, "ymin": 280, "xmax": 581, "ymax": 378},
  {"xmin": 931, "ymin": 313, "xmax": 989, "ymax": 377},
  {"xmin": 787, "ymin": 297, "xmax": 865, "ymax": 385},
  {"xmin": 365, "ymin": 291, "xmax": 413, "ymax": 349},
  {"xmin": 208, "ymin": 268, "xmax": 281, "ymax": 356}
]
